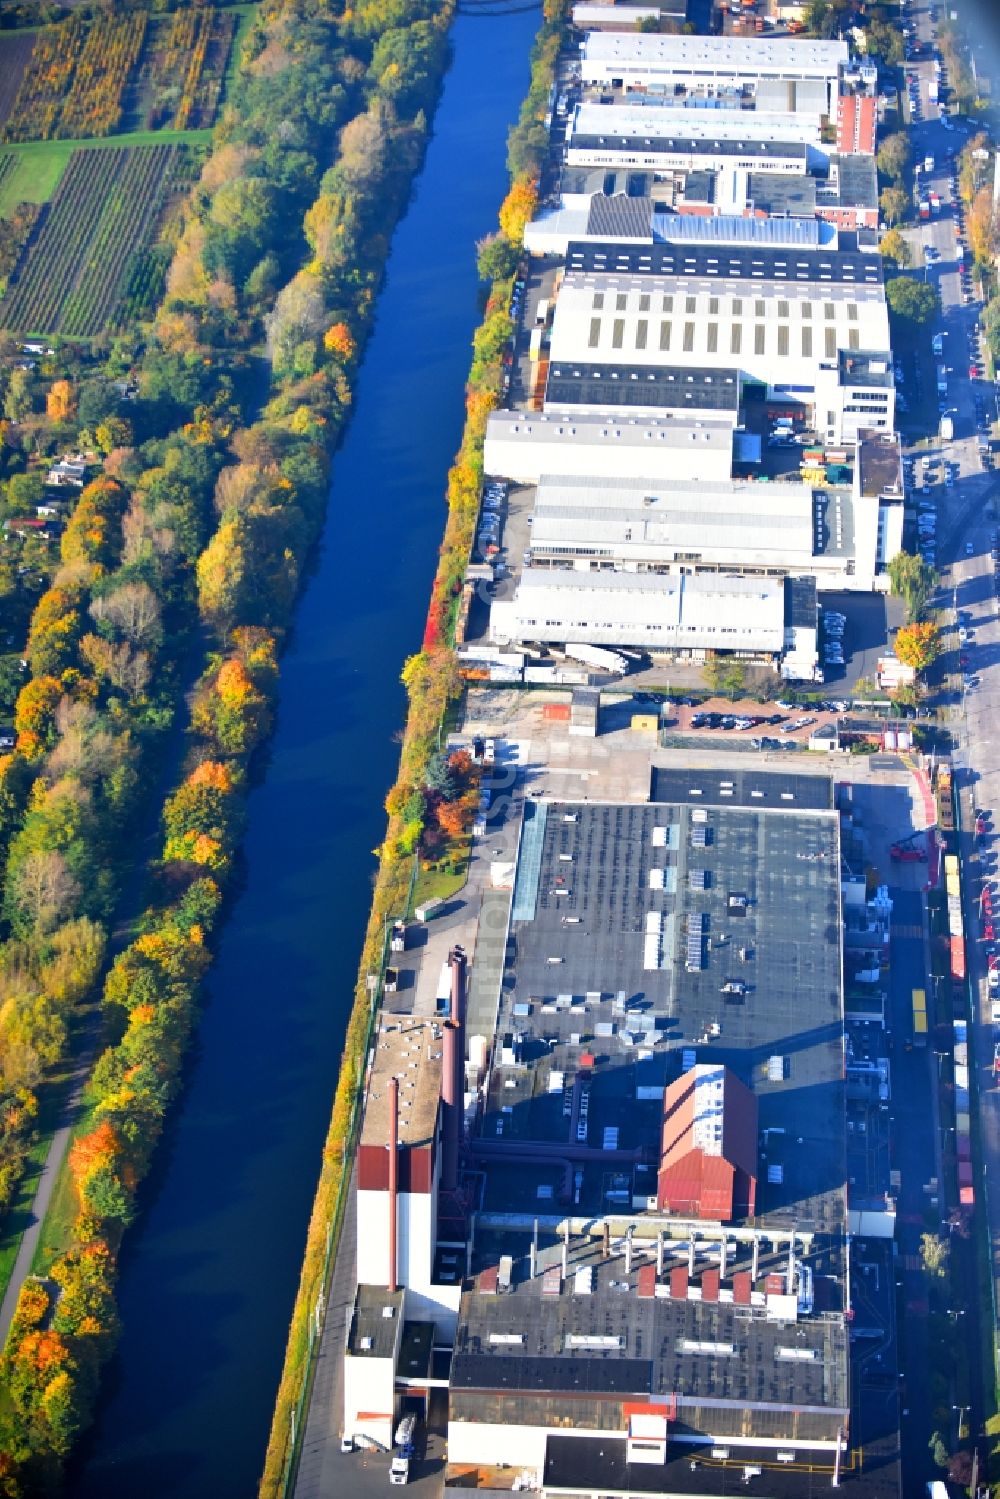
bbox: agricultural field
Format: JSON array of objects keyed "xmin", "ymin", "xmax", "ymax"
[
  {"xmin": 1, "ymin": 13, "xmax": 147, "ymax": 143},
  {"xmin": 0, "ymin": 32, "xmax": 36, "ymax": 130},
  {"xmin": 0, "ymin": 144, "xmax": 184, "ymax": 337},
  {"xmin": 0, "ymin": 7, "xmax": 241, "ymax": 145},
  {"xmin": 138, "ymin": 9, "xmax": 238, "ymax": 131}
]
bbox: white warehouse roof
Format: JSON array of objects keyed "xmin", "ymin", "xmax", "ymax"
[
  {"xmin": 572, "ymin": 103, "xmax": 821, "ymax": 148},
  {"xmin": 483, "ymin": 411, "xmax": 735, "ymax": 485},
  {"xmin": 582, "ymin": 32, "xmax": 848, "ymax": 79},
  {"xmin": 548, "ymin": 272, "xmax": 890, "ymax": 390},
  {"xmin": 490, "ymin": 569, "xmax": 786, "ymax": 653},
  {"xmin": 527, "ymin": 474, "xmax": 822, "ymax": 567}
]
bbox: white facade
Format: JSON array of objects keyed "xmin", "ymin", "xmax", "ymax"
[
  {"xmin": 483, "ymin": 410, "xmax": 735, "ymax": 485},
  {"xmin": 522, "ymin": 472, "xmax": 879, "ymax": 591},
  {"xmin": 357, "ymin": 1185, "xmax": 436, "ymax": 1311},
  {"xmin": 490, "ymin": 569, "xmax": 786, "ymax": 654},
  {"xmin": 571, "ymin": 3, "xmax": 663, "ymax": 29},
  {"xmin": 355, "ymin": 1149, "xmax": 461, "ymax": 1334},
  {"xmin": 448, "ymin": 1418, "xmax": 549, "ymax": 1470}
]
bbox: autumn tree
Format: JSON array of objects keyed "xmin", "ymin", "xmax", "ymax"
[
  {"xmin": 89, "ymin": 580, "xmax": 162, "ymax": 653},
  {"xmin": 968, "ymin": 186, "xmax": 1000, "ymax": 265},
  {"xmin": 323, "ymin": 322, "xmax": 357, "ymax": 363},
  {"xmin": 14, "ymin": 675, "xmax": 63, "ymax": 759},
  {"xmin": 498, "ymin": 177, "xmax": 538, "ymax": 247},
  {"xmin": 26, "ymin": 583, "xmax": 84, "ymax": 678},
  {"xmin": 6, "ymin": 850, "xmax": 81, "ymax": 936},
  {"xmin": 46, "ymin": 379, "xmax": 76, "ymax": 423},
  {"xmin": 895, "ymin": 621, "xmax": 941, "ymax": 674},
  {"xmin": 879, "ymin": 186, "xmax": 909, "ymax": 227},
  {"xmin": 877, "ymin": 131, "xmax": 911, "ymax": 182},
  {"xmin": 879, "ymin": 228, "xmax": 911, "ymax": 268}
]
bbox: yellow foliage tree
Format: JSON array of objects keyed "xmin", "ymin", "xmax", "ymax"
[
  {"xmin": 46, "ymin": 380, "xmax": 75, "ymax": 423},
  {"xmin": 498, "ymin": 176, "xmax": 538, "ymax": 247}
]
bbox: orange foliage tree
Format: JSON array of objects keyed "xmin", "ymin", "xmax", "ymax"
[{"xmin": 498, "ymin": 176, "xmax": 538, "ymax": 246}]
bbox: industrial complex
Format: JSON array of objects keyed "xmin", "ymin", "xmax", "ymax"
[
  {"xmin": 452, "ymin": 21, "xmax": 916, "ymax": 687},
  {"xmin": 343, "ymin": 769, "xmax": 862, "ymax": 1493},
  {"xmin": 315, "ymin": 12, "xmax": 983, "ymax": 1499}
]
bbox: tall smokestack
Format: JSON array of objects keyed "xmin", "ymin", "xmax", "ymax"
[
  {"xmin": 720, "ymin": 1235, "xmax": 727, "ymax": 1280},
  {"xmin": 656, "ymin": 1233, "xmax": 664, "ymax": 1278},
  {"xmin": 625, "ymin": 1226, "xmax": 633, "ymax": 1276},
  {"xmin": 562, "ymin": 1221, "xmax": 569, "ymax": 1280},
  {"xmin": 388, "ymin": 1076, "xmax": 399, "ymax": 1294},
  {"xmin": 752, "ymin": 1232, "xmax": 760, "ymax": 1284},
  {"xmin": 530, "ymin": 1218, "xmax": 538, "ymax": 1280},
  {"xmin": 786, "ymin": 1234, "xmax": 796, "ymax": 1297},
  {"xmin": 688, "ymin": 1234, "xmax": 696, "ymax": 1277}
]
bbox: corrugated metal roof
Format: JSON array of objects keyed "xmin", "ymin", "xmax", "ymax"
[
  {"xmin": 586, "ymin": 194, "xmax": 653, "ymax": 240},
  {"xmin": 653, "ymin": 211, "xmax": 819, "ymax": 246}
]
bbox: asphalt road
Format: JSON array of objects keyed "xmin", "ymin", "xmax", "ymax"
[
  {"xmin": 905, "ymin": 0, "xmax": 1000, "ymax": 1462},
  {"xmin": 887, "ymin": 886, "xmax": 941, "ymax": 1493}
]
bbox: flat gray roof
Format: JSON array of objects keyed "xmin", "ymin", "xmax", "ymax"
[
  {"xmin": 459, "ymin": 789, "xmax": 849, "ymax": 1435},
  {"xmin": 545, "ymin": 361, "xmax": 741, "ymax": 413},
  {"xmin": 478, "ymin": 795, "xmax": 845, "ymax": 1234}
]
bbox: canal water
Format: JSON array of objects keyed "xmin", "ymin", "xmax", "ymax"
[{"xmin": 70, "ymin": 7, "xmax": 541, "ymax": 1494}]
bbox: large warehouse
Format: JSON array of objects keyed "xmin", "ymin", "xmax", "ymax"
[
  {"xmin": 488, "ymin": 567, "xmax": 805, "ymax": 660},
  {"xmin": 544, "ymin": 247, "xmax": 893, "ymax": 446},
  {"xmin": 447, "ymin": 782, "xmax": 851, "ymax": 1487},
  {"xmin": 579, "ymin": 32, "xmax": 848, "ymax": 114},
  {"xmin": 482, "ymin": 411, "xmax": 737, "ymax": 485},
  {"xmin": 565, "ymin": 101, "xmax": 825, "ymax": 176},
  {"xmin": 511, "ymin": 472, "xmax": 885, "ymax": 591}
]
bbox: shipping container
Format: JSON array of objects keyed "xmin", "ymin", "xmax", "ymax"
[{"xmin": 542, "ymin": 702, "xmax": 572, "ymax": 722}]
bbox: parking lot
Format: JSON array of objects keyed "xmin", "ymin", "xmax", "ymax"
[{"xmin": 818, "ymin": 590, "xmax": 902, "ymax": 693}]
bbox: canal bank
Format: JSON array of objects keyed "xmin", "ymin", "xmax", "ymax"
[{"xmin": 68, "ymin": 8, "xmax": 542, "ymax": 1496}]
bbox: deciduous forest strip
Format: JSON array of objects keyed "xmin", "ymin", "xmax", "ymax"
[{"xmin": 0, "ymin": 0, "xmax": 464, "ymax": 1485}]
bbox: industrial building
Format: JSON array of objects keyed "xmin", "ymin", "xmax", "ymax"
[
  {"xmin": 565, "ymin": 101, "xmax": 825, "ymax": 176},
  {"xmin": 579, "ymin": 33, "xmax": 848, "ymax": 117},
  {"xmin": 494, "ymin": 470, "xmax": 891, "ymax": 593},
  {"xmin": 488, "ymin": 567, "xmax": 813, "ymax": 665},
  {"xmin": 543, "ymin": 248, "xmax": 893, "ymax": 446},
  {"xmin": 524, "ymin": 154, "xmax": 877, "ymax": 256},
  {"xmin": 482, "ymin": 410, "xmax": 737, "ymax": 485},
  {"xmin": 445, "ymin": 781, "xmax": 852, "ymax": 1485}
]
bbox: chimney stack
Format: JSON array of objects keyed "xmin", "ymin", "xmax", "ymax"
[
  {"xmin": 530, "ymin": 1218, "xmax": 539, "ymax": 1280},
  {"xmin": 751, "ymin": 1232, "xmax": 760, "ymax": 1284},
  {"xmin": 656, "ymin": 1232, "xmax": 664, "ymax": 1278},
  {"xmin": 562, "ymin": 1221, "xmax": 570, "ymax": 1280},
  {"xmin": 388, "ymin": 1076, "xmax": 399, "ymax": 1294},
  {"xmin": 625, "ymin": 1226, "xmax": 633, "ymax": 1277}
]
